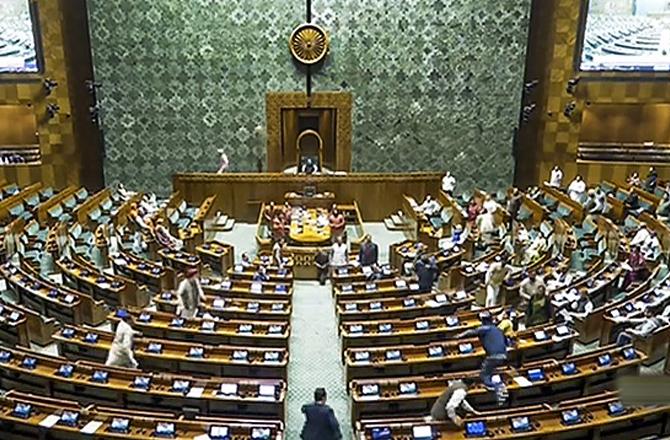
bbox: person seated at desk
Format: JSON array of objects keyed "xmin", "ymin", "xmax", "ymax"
[
  {"xmin": 524, "ymin": 284, "xmax": 553, "ymax": 328},
  {"xmin": 441, "ymin": 171, "xmax": 456, "ymax": 195},
  {"xmin": 105, "ymin": 309, "xmax": 140, "ymax": 369},
  {"xmin": 418, "ymin": 195, "xmax": 441, "ymax": 217},
  {"xmin": 415, "ymin": 254, "xmax": 438, "ymax": 293},
  {"xmin": 315, "ymin": 249, "xmax": 330, "ymax": 285},
  {"xmin": 239, "ymin": 252, "xmax": 253, "ymax": 269},
  {"xmin": 522, "ymin": 232, "xmax": 547, "ymax": 265},
  {"xmin": 140, "ymin": 193, "xmax": 159, "ymax": 216},
  {"xmin": 176, "ymin": 268, "xmax": 206, "ymax": 319},
  {"xmin": 116, "ymin": 182, "xmax": 134, "ymax": 201},
  {"xmin": 641, "ymin": 231, "xmax": 661, "ymax": 261},
  {"xmin": 656, "ymin": 192, "xmax": 670, "ymax": 220},
  {"xmin": 154, "ymin": 218, "xmax": 183, "ymax": 250},
  {"xmin": 329, "ymin": 208, "xmax": 346, "ymax": 239},
  {"xmin": 627, "ymin": 172, "xmax": 641, "ymax": 187},
  {"xmin": 631, "ymin": 225, "xmax": 651, "ymax": 248},
  {"xmin": 644, "ymin": 167, "xmax": 658, "ymax": 193},
  {"xmin": 589, "ymin": 187, "xmax": 607, "ymax": 215},
  {"xmin": 440, "ymin": 224, "xmax": 466, "ymax": 251},
  {"xmin": 619, "ymin": 245, "xmax": 648, "ymax": 291},
  {"xmin": 300, "ymin": 387, "xmax": 342, "ymax": 440},
  {"xmin": 253, "ymin": 266, "xmax": 270, "ymax": 282},
  {"xmin": 614, "ymin": 307, "xmax": 665, "ymax": 346},
  {"xmin": 546, "ymin": 165, "xmax": 563, "ymax": 189},
  {"xmin": 558, "ymin": 288, "xmax": 593, "ymax": 323},
  {"xmin": 300, "ymin": 157, "xmax": 319, "ymax": 175},
  {"xmin": 456, "ymin": 312, "xmax": 509, "ymax": 404},
  {"xmin": 623, "ymin": 191, "xmax": 641, "ymax": 217},
  {"xmin": 429, "ymin": 379, "xmax": 480, "ymax": 426},
  {"xmin": 358, "ymin": 236, "xmax": 379, "ymax": 267},
  {"xmin": 567, "ymin": 175, "xmax": 586, "ymax": 202}
]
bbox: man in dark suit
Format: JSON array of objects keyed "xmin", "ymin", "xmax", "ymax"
[
  {"xmin": 300, "ymin": 388, "xmax": 342, "ymax": 440},
  {"xmin": 358, "ymin": 235, "xmax": 379, "ymax": 267},
  {"xmin": 415, "ymin": 254, "xmax": 438, "ymax": 292}
]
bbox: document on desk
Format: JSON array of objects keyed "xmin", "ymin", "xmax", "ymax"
[
  {"xmin": 187, "ymin": 387, "xmax": 205, "ymax": 398},
  {"xmin": 81, "ymin": 420, "xmax": 103, "ymax": 434},
  {"xmin": 513, "ymin": 376, "xmax": 533, "ymax": 388},
  {"xmin": 193, "ymin": 435, "xmax": 212, "ymax": 440},
  {"xmin": 39, "ymin": 414, "xmax": 61, "ymax": 428}
]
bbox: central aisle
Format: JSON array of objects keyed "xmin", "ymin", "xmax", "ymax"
[{"xmin": 286, "ymin": 280, "xmax": 352, "ymax": 440}]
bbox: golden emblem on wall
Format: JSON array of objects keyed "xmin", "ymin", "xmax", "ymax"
[{"xmin": 289, "ymin": 23, "xmax": 329, "ymax": 65}]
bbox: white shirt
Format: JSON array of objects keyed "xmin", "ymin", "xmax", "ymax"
[
  {"xmin": 568, "ymin": 179, "xmax": 586, "ymax": 201},
  {"xmin": 419, "ymin": 198, "xmax": 440, "ymax": 215},
  {"xmin": 446, "ymin": 388, "xmax": 475, "ymax": 422},
  {"xmin": 549, "ymin": 168, "xmax": 563, "ymax": 188},
  {"xmin": 631, "ymin": 228, "xmax": 651, "ymax": 247},
  {"xmin": 483, "ymin": 199, "xmax": 498, "ymax": 215},
  {"xmin": 442, "ymin": 173, "xmax": 456, "ymax": 193},
  {"xmin": 217, "ymin": 153, "xmax": 229, "ymax": 173},
  {"xmin": 331, "ymin": 242, "xmax": 348, "ymax": 266},
  {"xmin": 641, "ymin": 235, "xmax": 661, "ymax": 260}
]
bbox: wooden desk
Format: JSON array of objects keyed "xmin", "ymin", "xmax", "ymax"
[
  {"xmin": 344, "ymin": 325, "xmax": 576, "ymax": 382},
  {"xmin": 227, "ymin": 264, "xmax": 294, "ymax": 283},
  {"xmin": 284, "ymin": 190, "xmax": 335, "ymax": 208},
  {"xmin": 154, "ymin": 292, "xmax": 292, "ymax": 322},
  {"xmin": 57, "ymin": 257, "xmax": 148, "ymax": 309},
  {"xmin": 350, "ymin": 345, "xmax": 643, "ymax": 423},
  {"xmin": 336, "ymin": 290, "xmax": 474, "ymax": 323},
  {"xmin": 55, "ymin": 326, "xmax": 289, "ymax": 380},
  {"xmin": 197, "ymin": 241, "xmax": 234, "ymax": 274},
  {"xmin": 0, "ymin": 346, "xmax": 286, "ymax": 420},
  {"xmin": 331, "ymin": 264, "xmax": 398, "ymax": 285},
  {"xmin": 341, "ymin": 307, "xmax": 513, "ymax": 349},
  {"xmin": 2, "ymin": 263, "xmax": 107, "ymax": 326},
  {"xmin": 0, "ymin": 390, "xmax": 285, "ymax": 439},
  {"xmin": 112, "ymin": 251, "xmax": 175, "ymax": 293},
  {"xmin": 356, "ymin": 391, "xmax": 670, "ymax": 439},
  {"xmin": 116, "ymin": 309, "xmax": 290, "ymax": 349},
  {"xmin": 173, "ymin": 172, "xmax": 442, "ymax": 222},
  {"xmin": 158, "ymin": 248, "xmax": 201, "ymax": 274},
  {"xmin": 541, "ymin": 183, "xmax": 585, "ymax": 224}
]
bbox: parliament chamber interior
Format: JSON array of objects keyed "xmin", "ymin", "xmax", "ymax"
[{"xmin": 1, "ymin": 0, "xmax": 670, "ymax": 439}]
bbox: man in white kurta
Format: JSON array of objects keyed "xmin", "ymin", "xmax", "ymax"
[
  {"xmin": 567, "ymin": 176, "xmax": 586, "ymax": 202},
  {"xmin": 441, "ymin": 171, "xmax": 456, "ymax": 195},
  {"xmin": 105, "ymin": 310, "xmax": 140, "ymax": 369},
  {"xmin": 547, "ymin": 166, "xmax": 563, "ymax": 188},
  {"xmin": 485, "ymin": 260, "xmax": 508, "ymax": 308},
  {"xmin": 176, "ymin": 268, "xmax": 206, "ymax": 319}
]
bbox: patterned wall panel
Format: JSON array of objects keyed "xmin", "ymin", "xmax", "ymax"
[
  {"xmin": 310, "ymin": 0, "xmax": 532, "ymax": 191},
  {"xmin": 0, "ymin": 0, "xmax": 79, "ymax": 189},
  {"xmin": 88, "ymin": 0, "xmax": 304, "ymax": 193},
  {"xmin": 89, "ymin": 0, "xmax": 531, "ymax": 194},
  {"xmin": 531, "ymin": 0, "xmax": 670, "ymax": 187}
]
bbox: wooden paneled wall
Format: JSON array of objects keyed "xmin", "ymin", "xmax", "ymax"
[
  {"xmin": 0, "ymin": 0, "xmax": 103, "ymax": 190},
  {"xmin": 516, "ymin": 0, "xmax": 670, "ymax": 189},
  {"xmin": 172, "ymin": 173, "xmax": 442, "ymax": 222}
]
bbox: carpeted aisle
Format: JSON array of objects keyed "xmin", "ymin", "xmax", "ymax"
[{"xmin": 286, "ymin": 280, "xmax": 352, "ymax": 440}]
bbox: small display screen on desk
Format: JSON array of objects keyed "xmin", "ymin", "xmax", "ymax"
[
  {"xmin": 155, "ymin": 422, "xmax": 175, "ymax": 438},
  {"xmin": 465, "ymin": 421, "xmax": 486, "ymax": 438},
  {"xmin": 510, "ymin": 416, "xmax": 532, "ymax": 432},
  {"xmin": 110, "ymin": 417, "xmax": 130, "ymax": 433}
]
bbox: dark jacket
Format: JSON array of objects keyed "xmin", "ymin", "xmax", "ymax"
[
  {"xmin": 301, "ymin": 403, "xmax": 342, "ymax": 440},
  {"xmin": 359, "ymin": 242, "xmax": 379, "ymax": 266},
  {"xmin": 415, "ymin": 258, "xmax": 438, "ymax": 292},
  {"xmin": 463, "ymin": 324, "xmax": 507, "ymax": 357}
]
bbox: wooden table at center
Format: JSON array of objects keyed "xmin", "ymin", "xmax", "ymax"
[{"xmin": 289, "ymin": 208, "xmax": 331, "ymax": 245}]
